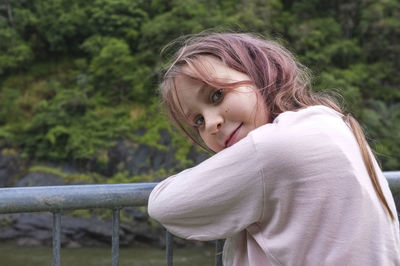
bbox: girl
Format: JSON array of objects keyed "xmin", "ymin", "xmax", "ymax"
[{"xmin": 148, "ymin": 32, "xmax": 400, "ymax": 265}]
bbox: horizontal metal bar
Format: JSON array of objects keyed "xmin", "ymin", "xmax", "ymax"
[
  {"xmin": 0, "ymin": 172, "xmax": 399, "ymax": 214},
  {"xmin": 0, "ymin": 183, "xmax": 157, "ymax": 214},
  {"xmin": 385, "ymin": 171, "xmax": 400, "ymax": 194}
]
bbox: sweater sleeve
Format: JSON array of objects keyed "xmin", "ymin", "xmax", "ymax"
[{"xmin": 148, "ymin": 132, "xmax": 266, "ymax": 241}]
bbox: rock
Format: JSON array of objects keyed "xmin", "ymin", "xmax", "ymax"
[
  {"xmin": 157, "ymin": 129, "xmax": 172, "ymax": 146},
  {"xmin": 0, "ymin": 213, "xmax": 52, "ymax": 246},
  {"xmin": 65, "ymin": 240, "xmax": 81, "ymax": 248},
  {"xmin": 15, "ymin": 172, "xmax": 65, "ymax": 187},
  {"xmin": 0, "ymin": 152, "xmax": 21, "ymax": 187},
  {"xmin": 88, "ymin": 138, "xmax": 182, "ymax": 177},
  {"xmin": 17, "ymin": 238, "xmax": 42, "ymax": 246},
  {"xmin": 85, "ymin": 127, "xmax": 211, "ymax": 178},
  {"xmin": 187, "ymin": 146, "xmax": 209, "ymax": 165},
  {"xmin": 0, "ymin": 212, "xmax": 162, "ymax": 247},
  {"xmin": 0, "ymin": 131, "xmax": 212, "ymax": 248},
  {"xmin": 0, "ymin": 227, "xmax": 22, "ymax": 240},
  {"xmin": 122, "ymin": 207, "xmax": 148, "ymax": 221},
  {"xmin": 61, "ymin": 215, "xmax": 112, "ymax": 245}
]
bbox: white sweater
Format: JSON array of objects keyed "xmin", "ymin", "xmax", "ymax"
[{"xmin": 148, "ymin": 106, "xmax": 400, "ymax": 266}]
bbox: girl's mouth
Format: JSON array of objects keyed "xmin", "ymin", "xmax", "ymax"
[{"xmin": 225, "ymin": 123, "xmax": 243, "ymax": 148}]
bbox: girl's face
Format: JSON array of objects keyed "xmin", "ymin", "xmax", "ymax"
[{"xmin": 174, "ymin": 56, "xmax": 269, "ymax": 152}]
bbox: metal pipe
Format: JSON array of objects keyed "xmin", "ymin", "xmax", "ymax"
[
  {"xmin": 0, "ymin": 183, "xmax": 157, "ymax": 214},
  {"xmin": 52, "ymin": 212, "xmax": 61, "ymax": 266},
  {"xmin": 385, "ymin": 171, "xmax": 400, "ymax": 194},
  {"xmin": 215, "ymin": 240, "xmax": 224, "ymax": 266},
  {"xmin": 1, "ymin": 172, "xmax": 399, "ymax": 215},
  {"xmin": 166, "ymin": 230, "xmax": 173, "ymax": 266},
  {"xmin": 112, "ymin": 209, "xmax": 120, "ymax": 266}
]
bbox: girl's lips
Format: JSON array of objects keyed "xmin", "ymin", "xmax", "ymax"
[{"xmin": 225, "ymin": 123, "xmax": 243, "ymax": 148}]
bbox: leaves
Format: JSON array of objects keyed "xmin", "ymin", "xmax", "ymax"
[
  {"xmin": 88, "ymin": 0, "xmax": 148, "ymax": 45},
  {"xmin": 0, "ymin": 0, "xmax": 399, "ymax": 170},
  {"xmin": 0, "ymin": 27, "xmax": 32, "ymax": 74},
  {"xmin": 362, "ymin": 101, "xmax": 400, "ymax": 169},
  {"xmin": 16, "ymin": 88, "xmax": 133, "ymax": 161}
]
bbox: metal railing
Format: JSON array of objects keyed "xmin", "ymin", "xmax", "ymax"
[
  {"xmin": 0, "ymin": 182, "xmax": 223, "ymax": 266},
  {"xmin": 0, "ymin": 172, "xmax": 399, "ymax": 266}
]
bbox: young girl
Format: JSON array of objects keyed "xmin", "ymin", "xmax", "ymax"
[{"xmin": 148, "ymin": 32, "xmax": 400, "ymax": 265}]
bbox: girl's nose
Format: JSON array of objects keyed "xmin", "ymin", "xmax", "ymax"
[{"xmin": 204, "ymin": 111, "xmax": 223, "ymax": 134}]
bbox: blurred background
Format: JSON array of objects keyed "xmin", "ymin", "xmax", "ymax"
[{"xmin": 0, "ymin": 0, "xmax": 399, "ymax": 265}]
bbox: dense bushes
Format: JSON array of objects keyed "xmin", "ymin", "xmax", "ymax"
[{"xmin": 0, "ymin": 0, "xmax": 399, "ymax": 170}]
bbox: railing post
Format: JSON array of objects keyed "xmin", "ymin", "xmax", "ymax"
[
  {"xmin": 215, "ymin": 239, "xmax": 223, "ymax": 266},
  {"xmin": 112, "ymin": 208, "xmax": 120, "ymax": 266},
  {"xmin": 52, "ymin": 212, "xmax": 61, "ymax": 266},
  {"xmin": 166, "ymin": 230, "xmax": 173, "ymax": 266}
]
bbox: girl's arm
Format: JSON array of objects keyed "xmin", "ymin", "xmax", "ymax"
[{"xmin": 148, "ymin": 133, "xmax": 265, "ymax": 241}]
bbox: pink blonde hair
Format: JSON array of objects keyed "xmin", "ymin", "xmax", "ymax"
[{"xmin": 160, "ymin": 32, "xmax": 395, "ymax": 220}]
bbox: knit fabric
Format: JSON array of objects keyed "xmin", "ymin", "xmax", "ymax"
[{"xmin": 148, "ymin": 106, "xmax": 400, "ymax": 266}]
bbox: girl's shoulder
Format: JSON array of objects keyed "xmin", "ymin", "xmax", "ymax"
[
  {"xmin": 248, "ymin": 105, "xmax": 350, "ymax": 159},
  {"xmin": 250, "ymin": 105, "xmax": 344, "ymax": 138},
  {"xmin": 272, "ymin": 105, "xmax": 342, "ymax": 125}
]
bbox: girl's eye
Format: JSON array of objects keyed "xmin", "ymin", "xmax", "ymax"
[
  {"xmin": 194, "ymin": 116, "xmax": 204, "ymax": 127},
  {"xmin": 211, "ymin": 89, "xmax": 224, "ymax": 103}
]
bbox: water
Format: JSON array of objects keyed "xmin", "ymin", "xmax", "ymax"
[{"xmin": 0, "ymin": 243, "xmax": 214, "ymax": 266}]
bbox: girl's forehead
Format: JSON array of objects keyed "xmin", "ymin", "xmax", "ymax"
[
  {"xmin": 174, "ymin": 73, "xmax": 204, "ymax": 91},
  {"xmin": 171, "ymin": 56, "xmax": 215, "ymax": 97},
  {"xmin": 180, "ymin": 55, "xmax": 219, "ymax": 77},
  {"xmin": 178, "ymin": 55, "xmax": 249, "ymax": 85}
]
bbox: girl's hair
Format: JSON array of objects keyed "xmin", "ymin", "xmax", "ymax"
[{"xmin": 160, "ymin": 32, "xmax": 395, "ymax": 221}]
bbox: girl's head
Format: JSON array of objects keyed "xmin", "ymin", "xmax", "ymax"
[
  {"xmin": 161, "ymin": 32, "xmax": 339, "ymax": 152},
  {"xmin": 171, "ymin": 55, "xmax": 269, "ymax": 152}
]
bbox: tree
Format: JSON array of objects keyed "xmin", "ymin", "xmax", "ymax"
[
  {"xmin": 0, "ymin": 27, "xmax": 32, "ymax": 75},
  {"xmin": 87, "ymin": 0, "xmax": 148, "ymax": 49}
]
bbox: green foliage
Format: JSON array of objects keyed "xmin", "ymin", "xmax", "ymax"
[
  {"xmin": 33, "ymin": 0, "xmax": 90, "ymax": 52},
  {"xmin": 0, "ymin": 125, "xmax": 14, "ymax": 147},
  {"xmin": 139, "ymin": 0, "xmax": 238, "ymax": 55},
  {"xmin": 225, "ymin": 0, "xmax": 284, "ymax": 35},
  {"xmin": 361, "ymin": 101, "xmax": 400, "ymax": 170},
  {"xmin": 290, "ymin": 18, "xmax": 342, "ymax": 68},
  {"xmin": 80, "ymin": 36, "xmax": 153, "ymax": 103},
  {"xmin": 139, "ymin": 0, "xmax": 206, "ymax": 52},
  {"xmin": 88, "ymin": 0, "xmax": 148, "ymax": 45},
  {"xmin": 316, "ymin": 67, "xmax": 362, "ymax": 115},
  {"xmin": 0, "ymin": 87, "xmax": 22, "ymax": 124},
  {"xmin": 29, "ymin": 165, "xmax": 103, "ymax": 183},
  {"xmin": 0, "ymin": 27, "xmax": 32, "ymax": 75},
  {"xmin": 86, "ymin": 38, "xmax": 136, "ymax": 100},
  {"xmin": 107, "ymin": 170, "xmax": 167, "ymax": 184},
  {"xmin": 360, "ymin": 0, "xmax": 400, "ymax": 64},
  {"xmin": 12, "ymin": 7, "xmax": 38, "ymax": 35},
  {"xmin": 80, "ymin": 35, "xmax": 113, "ymax": 57},
  {"xmin": 17, "ymin": 88, "xmax": 133, "ymax": 161},
  {"xmin": 0, "ymin": 0, "xmax": 398, "ymax": 171},
  {"xmin": 0, "ymin": 72, "xmax": 58, "ymax": 126},
  {"xmin": 324, "ymin": 39, "xmax": 363, "ymax": 69},
  {"xmin": 130, "ymin": 101, "xmax": 198, "ymax": 167}
]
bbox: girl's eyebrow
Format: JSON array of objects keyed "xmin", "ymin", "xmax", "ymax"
[{"xmin": 184, "ymin": 110, "xmax": 193, "ymax": 120}]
